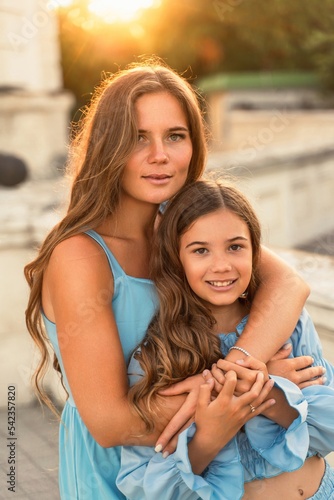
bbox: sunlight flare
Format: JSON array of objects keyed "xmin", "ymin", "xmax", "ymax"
[{"xmin": 88, "ymin": 0, "xmax": 158, "ymax": 22}]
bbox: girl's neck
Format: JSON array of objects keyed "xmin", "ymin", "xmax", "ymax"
[{"xmin": 211, "ymin": 300, "xmax": 250, "ymax": 335}]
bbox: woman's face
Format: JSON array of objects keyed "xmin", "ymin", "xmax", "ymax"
[
  {"xmin": 121, "ymin": 92, "xmax": 193, "ymax": 206},
  {"xmin": 179, "ymin": 208, "xmax": 253, "ymax": 312}
]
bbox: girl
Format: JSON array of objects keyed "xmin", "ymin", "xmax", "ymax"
[
  {"xmin": 117, "ymin": 179, "xmax": 334, "ymax": 499},
  {"xmin": 25, "ymin": 61, "xmax": 312, "ymax": 499}
]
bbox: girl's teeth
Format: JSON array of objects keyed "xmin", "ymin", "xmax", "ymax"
[{"xmin": 210, "ymin": 280, "xmax": 233, "ymax": 287}]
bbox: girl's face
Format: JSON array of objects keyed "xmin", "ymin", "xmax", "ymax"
[
  {"xmin": 121, "ymin": 92, "xmax": 193, "ymax": 206},
  {"xmin": 179, "ymin": 208, "xmax": 253, "ymax": 310}
]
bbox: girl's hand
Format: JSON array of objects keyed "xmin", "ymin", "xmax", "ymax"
[
  {"xmin": 213, "ymin": 356, "xmax": 270, "ymax": 396},
  {"xmin": 267, "ymin": 354, "xmax": 326, "ymax": 389},
  {"xmin": 188, "ymin": 371, "xmax": 275, "ymax": 474},
  {"xmin": 196, "ymin": 371, "xmax": 274, "ymax": 439},
  {"xmin": 155, "ymin": 374, "xmax": 205, "ymax": 454}
]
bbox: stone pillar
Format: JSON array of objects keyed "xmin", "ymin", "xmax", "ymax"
[{"xmin": 0, "ymin": 0, "xmax": 74, "ymax": 179}]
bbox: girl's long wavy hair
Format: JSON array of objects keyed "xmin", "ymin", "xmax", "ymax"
[
  {"xmin": 129, "ymin": 179, "xmax": 262, "ymax": 432},
  {"xmin": 24, "ymin": 59, "xmax": 208, "ymax": 413}
]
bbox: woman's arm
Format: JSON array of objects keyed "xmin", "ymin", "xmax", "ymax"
[
  {"xmin": 226, "ymin": 246, "xmax": 310, "ymax": 364},
  {"xmin": 44, "ymin": 235, "xmax": 161, "ymax": 447}
]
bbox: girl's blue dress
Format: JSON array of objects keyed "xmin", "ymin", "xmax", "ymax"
[
  {"xmin": 43, "ymin": 230, "xmax": 158, "ymax": 499},
  {"xmin": 117, "ymin": 310, "xmax": 334, "ymax": 500}
]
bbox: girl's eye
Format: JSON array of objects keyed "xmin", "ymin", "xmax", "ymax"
[
  {"xmin": 194, "ymin": 247, "xmax": 208, "ymax": 255},
  {"xmin": 138, "ymin": 134, "xmax": 145, "ymax": 142},
  {"xmin": 229, "ymin": 244, "xmax": 242, "ymax": 251}
]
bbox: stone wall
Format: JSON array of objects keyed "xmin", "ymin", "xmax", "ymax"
[
  {"xmin": 207, "ymin": 145, "xmax": 334, "ymax": 248},
  {"xmin": 0, "ymin": 0, "xmax": 74, "ymax": 179}
]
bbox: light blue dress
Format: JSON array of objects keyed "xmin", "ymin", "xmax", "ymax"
[
  {"xmin": 43, "ymin": 230, "xmax": 158, "ymax": 499},
  {"xmin": 117, "ymin": 309, "xmax": 334, "ymax": 499}
]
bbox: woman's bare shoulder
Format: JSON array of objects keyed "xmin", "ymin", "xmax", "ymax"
[
  {"xmin": 47, "ymin": 232, "xmax": 112, "ymax": 286},
  {"xmin": 52, "ymin": 232, "xmax": 103, "ymax": 258}
]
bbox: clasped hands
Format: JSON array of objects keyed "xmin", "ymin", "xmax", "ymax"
[{"xmin": 155, "ymin": 344, "xmax": 325, "ymax": 455}]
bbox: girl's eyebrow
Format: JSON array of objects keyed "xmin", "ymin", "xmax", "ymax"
[
  {"xmin": 185, "ymin": 241, "xmax": 208, "ymax": 248},
  {"xmin": 185, "ymin": 236, "xmax": 249, "ymax": 249},
  {"xmin": 227, "ymin": 236, "xmax": 249, "ymax": 242}
]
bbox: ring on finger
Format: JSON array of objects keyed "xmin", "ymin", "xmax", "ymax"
[{"xmin": 249, "ymin": 404, "xmax": 256, "ymax": 413}]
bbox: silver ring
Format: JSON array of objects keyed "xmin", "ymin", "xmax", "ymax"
[{"xmin": 249, "ymin": 404, "xmax": 256, "ymax": 413}]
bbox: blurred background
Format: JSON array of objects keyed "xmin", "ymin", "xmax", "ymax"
[{"xmin": 0, "ymin": 0, "xmax": 334, "ymax": 496}]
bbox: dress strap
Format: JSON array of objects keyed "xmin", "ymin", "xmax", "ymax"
[{"xmin": 84, "ymin": 229, "xmax": 124, "ymax": 278}]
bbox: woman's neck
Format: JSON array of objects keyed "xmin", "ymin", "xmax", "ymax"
[
  {"xmin": 96, "ymin": 196, "xmax": 160, "ymax": 241},
  {"xmin": 93, "ymin": 197, "xmax": 160, "ymax": 279}
]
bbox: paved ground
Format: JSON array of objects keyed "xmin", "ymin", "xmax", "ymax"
[{"xmin": 0, "ymin": 401, "xmax": 60, "ymax": 500}]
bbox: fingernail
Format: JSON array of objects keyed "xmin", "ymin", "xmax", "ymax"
[
  {"xmin": 322, "ymin": 367, "xmax": 326, "ymax": 373},
  {"xmin": 322, "ymin": 376, "xmax": 327, "ymax": 384},
  {"xmin": 162, "ymin": 451, "xmax": 169, "ymax": 459},
  {"xmin": 282, "ymin": 343, "xmax": 291, "ymax": 349},
  {"xmin": 155, "ymin": 444, "xmax": 163, "ymax": 453},
  {"xmin": 203, "ymin": 369, "xmax": 209, "ymax": 377}
]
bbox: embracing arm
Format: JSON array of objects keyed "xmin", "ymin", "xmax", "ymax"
[
  {"xmin": 44, "ymin": 234, "xmax": 160, "ymax": 448},
  {"xmin": 227, "ymin": 246, "xmax": 309, "ymax": 364}
]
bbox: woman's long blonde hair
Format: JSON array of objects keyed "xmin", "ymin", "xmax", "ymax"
[
  {"xmin": 129, "ymin": 179, "xmax": 262, "ymax": 432},
  {"xmin": 24, "ymin": 59, "xmax": 208, "ymax": 412}
]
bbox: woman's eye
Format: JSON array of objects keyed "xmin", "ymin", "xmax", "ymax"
[{"xmin": 169, "ymin": 133, "xmax": 184, "ymax": 142}]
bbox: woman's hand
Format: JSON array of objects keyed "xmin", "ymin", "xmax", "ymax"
[
  {"xmin": 154, "ymin": 374, "xmax": 205, "ymax": 454},
  {"xmin": 188, "ymin": 371, "xmax": 275, "ymax": 474}
]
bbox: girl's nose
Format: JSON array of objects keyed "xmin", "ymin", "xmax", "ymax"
[{"xmin": 210, "ymin": 256, "xmax": 232, "ymax": 272}]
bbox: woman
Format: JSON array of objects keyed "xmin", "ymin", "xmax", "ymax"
[
  {"xmin": 117, "ymin": 180, "xmax": 334, "ymax": 499},
  {"xmin": 25, "ymin": 60, "xmax": 311, "ymax": 498}
]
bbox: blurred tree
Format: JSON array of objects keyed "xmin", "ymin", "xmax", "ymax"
[
  {"xmin": 304, "ymin": 0, "xmax": 334, "ymax": 92},
  {"xmin": 57, "ymin": 0, "xmax": 334, "ymax": 115}
]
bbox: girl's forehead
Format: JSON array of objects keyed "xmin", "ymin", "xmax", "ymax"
[{"xmin": 180, "ymin": 209, "xmax": 250, "ymax": 238}]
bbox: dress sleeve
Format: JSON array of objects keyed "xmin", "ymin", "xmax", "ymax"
[
  {"xmin": 286, "ymin": 308, "xmax": 334, "ymax": 456},
  {"xmin": 116, "ymin": 425, "xmax": 244, "ymax": 500},
  {"xmin": 244, "ymin": 375, "xmax": 309, "ymax": 473}
]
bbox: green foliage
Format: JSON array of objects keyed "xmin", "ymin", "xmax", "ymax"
[{"xmin": 57, "ymin": 0, "xmax": 334, "ymax": 116}]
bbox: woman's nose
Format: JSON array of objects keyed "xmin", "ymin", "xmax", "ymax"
[{"xmin": 147, "ymin": 140, "xmax": 169, "ymax": 164}]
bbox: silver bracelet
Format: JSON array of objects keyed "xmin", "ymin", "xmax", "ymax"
[{"xmin": 229, "ymin": 346, "xmax": 251, "ymax": 357}]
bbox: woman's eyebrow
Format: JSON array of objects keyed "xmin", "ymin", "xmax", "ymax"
[{"xmin": 138, "ymin": 126, "xmax": 189, "ymax": 133}]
